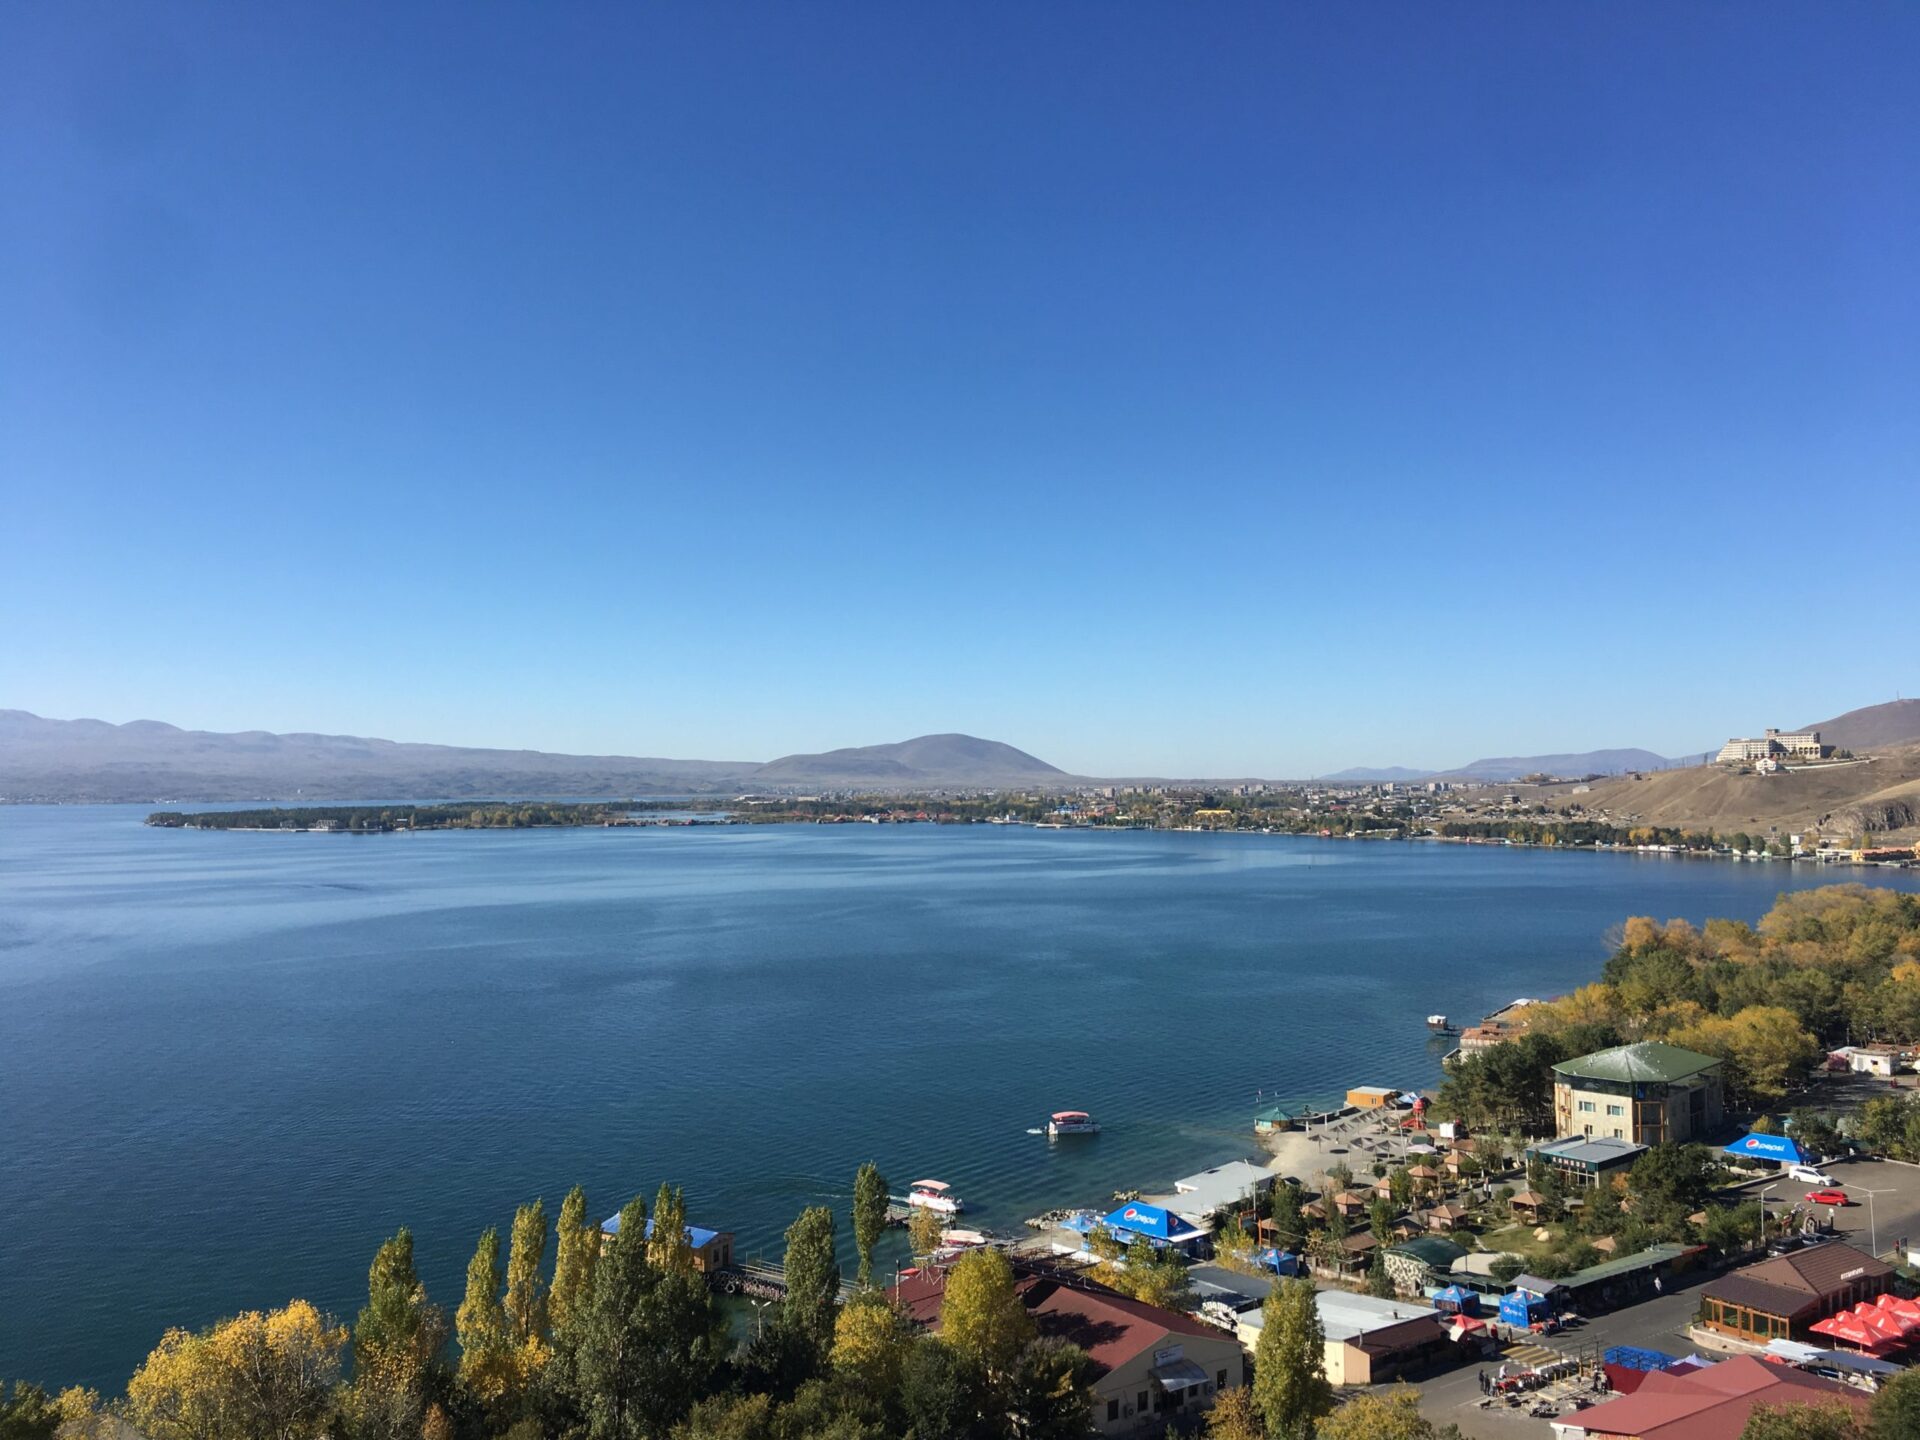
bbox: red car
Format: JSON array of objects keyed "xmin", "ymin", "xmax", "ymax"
[{"xmin": 1805, "ymin": 1189, "xmax": 1850, "ymax": 1207}]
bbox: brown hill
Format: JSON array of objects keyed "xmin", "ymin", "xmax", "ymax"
[
  {"xmin": 1799, "ymin": 698, "xmax": 1920, "ymax": 752},
  {"xmin": 1557, "ymin": 742, "xmax": 1920, "ymax": 841}
]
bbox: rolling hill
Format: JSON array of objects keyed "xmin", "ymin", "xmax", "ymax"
[
  {"xmin": 1798, "ymin": 698, "xmax": 1920, "ymax": 753},
  {"xmin": 750, "ymin": 734, "xmax": 1067, "ymax": 787},
  {"xmin": 1555, "ymin": 741, "xmax": 1920, "ymax": 841}
]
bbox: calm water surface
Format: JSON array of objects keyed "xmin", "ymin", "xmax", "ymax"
[{"xmin": 4, "ymin": 805, "xmax": 1916, "ymax": 1388}]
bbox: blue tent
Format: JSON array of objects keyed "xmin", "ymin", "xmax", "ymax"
[
  {"xmin": 1254, "ymin": 1247, "xmax": 1302, "ymax": 1276},
  {"xmin": 1498, "ymin": 1290, "xmax": 1550, "ymax": 1328},
  {"xmin": 1434, "ymin": 1285, "xmax": 1479, "ymax": 1314},
  {"xmin": 1724, "ymin": 1132, "xmax": 1805, "ymax": 1165}
]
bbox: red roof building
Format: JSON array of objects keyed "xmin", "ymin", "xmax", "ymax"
[
  {"xmin": 1563, "ymin": 1355, "xmax": 1871, "ymax": 1440},
  {"xmin": 891, "ymin": 1263, "xmax": 1247, "ymax": 1436}
]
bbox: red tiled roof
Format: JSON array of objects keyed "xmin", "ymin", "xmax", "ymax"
[
  {"xmin": 1571, "ymin": 1355, "xmax": 1869, "ymax": 1440},
  {"xmin": 888, "ymin": 1265, "xmax": 1216, "ymax": 1379}
]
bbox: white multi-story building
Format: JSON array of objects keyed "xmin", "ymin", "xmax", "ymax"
[{"xmin": 1716, "ymin": 728, "xmax": 1826, "ymax": 765}]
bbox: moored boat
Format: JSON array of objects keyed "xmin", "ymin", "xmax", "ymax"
[
  {"xmin": 1426, "ymin": 1014, "xmax": 1456, "ymax": 1033},
  {"xmin": 907, "ymin": 1179, "xmax": 964, "ymax": 1214},
  {"xmin": 1046, "ymin": 1109, "xmax": 1101, "ymax": 1137}
]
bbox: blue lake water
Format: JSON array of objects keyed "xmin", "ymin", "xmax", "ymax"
[{"xmin": 3, "ymin": 804, "xmax": 1916, "ymax": 1390}]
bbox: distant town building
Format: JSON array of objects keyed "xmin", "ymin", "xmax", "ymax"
[
  {"xmin": 1551, "ymin": 1042, "xmax": 1724, "ymax": 1146},
  {"xmin": 1715, "ymin": 729, "xmax": 1827, "ymax": 765}
]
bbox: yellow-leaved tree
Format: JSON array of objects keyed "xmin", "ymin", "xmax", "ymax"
[{"xmin": 126, "ymin": 1299, "xmax": 346, "ymax": 1440}]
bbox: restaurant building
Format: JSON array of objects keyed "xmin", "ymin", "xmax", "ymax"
[{"xmin": 1696, "ymin": 1243, "xmax": 1895, "ymax": 1345}]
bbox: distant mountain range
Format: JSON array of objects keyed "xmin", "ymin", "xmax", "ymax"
[
  {"xmin": 1319, "ymin": 699, "xmax": 1920, "ymax": 785},
  {"xmin": 0, "ymin": 711, "xmax": 1070, "ymax": 802},
  {"xmin": 1321, "ymin": 749, "xmax": 1681, "ymax": 784},
  {"xmin": 8, "ymin": 696, "xmax": 1918, "ymax": 803}
]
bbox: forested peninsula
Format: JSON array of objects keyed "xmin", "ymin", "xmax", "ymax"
[{"xmin": 146, "ymin": 802, "xmax": 646, "ymax": 831}]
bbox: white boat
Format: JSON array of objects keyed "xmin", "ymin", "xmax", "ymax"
[
  {"xmin": 1426, "ymin": 1015, "xmax": 1455, "ymax": 1032},
  {"xmin": 1047, "ymin": 1109, "xmax": 1101, "ymax": 1137},
  {"xmin": 939, "ymin": 1228, "xmax": 988, "ymax": 1248},
  {"xmin": 908, "ymin": 1179, "xmax": 964, "ymax": 1215}
]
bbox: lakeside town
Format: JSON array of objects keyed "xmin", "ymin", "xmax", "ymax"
[{"xmin": 17, "ymin": 884, "xmax": 1920, "ymax": 1440}]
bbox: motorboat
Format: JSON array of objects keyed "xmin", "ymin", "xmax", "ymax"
[
  {"xmin": 1427, "ymin": 1015, "xmax": 1457, "ymax": 1033},
  {"xmin": 907, "ymin": 1179, "xmax": 964, "ymax": 1214},
  {"xmin": 1047, "ymin": 1110, "xmax": 1101, "ymax": 1137}
]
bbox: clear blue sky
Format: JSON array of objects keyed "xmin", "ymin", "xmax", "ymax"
[{"xmin": 4, "ymin": 4, "xmax": 1915, "ymax": 776}]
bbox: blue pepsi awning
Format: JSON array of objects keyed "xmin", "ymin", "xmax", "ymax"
[
  {"xmin": 1724, "ymin": 1132, "xmax": 1804, "ymax": 1164},
  {"xmin": 1101, "ymin": 1202, "xmax": 1203, "ymax": 1242}
]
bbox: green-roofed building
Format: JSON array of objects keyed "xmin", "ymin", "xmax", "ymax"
[{"xmin": 1551, "ymin": 1042, "xmax": 1724, "ymax": 1146}]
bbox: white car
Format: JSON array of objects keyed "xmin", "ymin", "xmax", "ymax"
[{"xmin": 1788, "ymin": 1164, "xmax": 1839, "ymax": 1185}]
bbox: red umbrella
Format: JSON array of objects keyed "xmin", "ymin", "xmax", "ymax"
[
  {"xmin": 1874, "ymin": 1293, "xmax": 1920, "ymax": 1325},
  {"xmin": 1850, "ymin": 1303, "xmax": 1912, "ymax": 1343},
  {"xmin": 1811, "ymin": 1312, "xmax": 1896, "ymax": 1352}
]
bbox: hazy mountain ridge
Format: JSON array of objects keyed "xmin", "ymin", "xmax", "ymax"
[
  {"xmin": 1321, "ymin": 749, "xmax": 1679, "ymax": 784},
  {"xmin": 1320, "ymin": 701, "xmax": 1920, "ymax": 785},
  {"xmin": 0, "ymin": 711, "xmax": 1066, "ymax": 802}
]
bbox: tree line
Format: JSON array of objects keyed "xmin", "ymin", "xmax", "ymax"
[{"xmin": 147, "ymin": 803, "xmax": 638, "ymax": 831}]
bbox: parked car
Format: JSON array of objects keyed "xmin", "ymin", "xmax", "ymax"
[
  {"xmin": 1789, "ymin": 1165, "xmax": 1840, "ymax": 1185},
  {"xmin": 1805, "ymin": 1189, "xmax": 1850, "ymax": 1207}
]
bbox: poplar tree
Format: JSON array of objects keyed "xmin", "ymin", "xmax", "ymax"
[
  {"xmin": 649, "ymin": 1184, "xmax": 692, "ymax": 1273},
  {"xmin": 1252, "ymin": 1279, "xmax": 1332, "ymax": 1440},
  {"xmin": 504, "ymin": 1200, "xmax": 550, "ymax": 1345},
  {"xmin": 455, "ymin": 1228, "xmax": 512, "ymax": 1400},
  {"xmin": 939, "ymin": 1247, "xmax": 1033, "ymax": 1380},
  {"xmin": 852, "ymin": 1162, "xmax": 889, "ymax": 1286},
  {"xmin": 553, "ymin": 1195, "xmax": 724, "ymax": 1438},
  {"xmin": 550, "ymin": 1186, "xmax": 598, "ymax": 1336},
  {"xmin": 350, "ymin": 1229, "xmax": 447, "ymax": 1440},
  {"xmin": 778, "ymin": 1206, "xmax": 841, "ymax": 1363}
]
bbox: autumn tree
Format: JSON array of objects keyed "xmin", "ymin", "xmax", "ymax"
[
  {"xmin": 851, "ymin": 1162, "xmax": 889, "ymax": 1286},
  {"xmin": 651, "ymin": 1184, "xmax": 693, "ymax": 1273},
  {"xmin": 1319, "ymin": 1388, "xmax": 1439, "ymax": 1440},
  {"xmin": 127, "ymin": 1300, "xmax": 347, "ymax": 1440},
  {"xmin": 455, "ymin": 1227, "xmax": 515, "ymax": 1402},
  {"xmin": 907, "ymin": 1201, "xmax": 945, "ymax": 1260},
  {"xmin": 1203, "ymin": 1388, "xmax": 1266, "ymax": 1440},
  {"xmin": 830, "ymin": 1290, "xmax": 911, "ymax": 1399},
  {"xmin": 1252, "ymin": 1280, "xmax": 1331, "ymax": 1440},
  {"xmin": 550, "ymin": 1186, "xmax": 599, "ymax": 1336},
  {"xmin": 348, "ymin": 1229, "xmax": 447, "ymax": 1440},
  {"xmin": 505, "ymin": 1199, "xmax": 551, "ymax": 1346},
  {"xmin": 939, "ymin": 1246, "xmax": 1034, "ymax": 1380}
]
